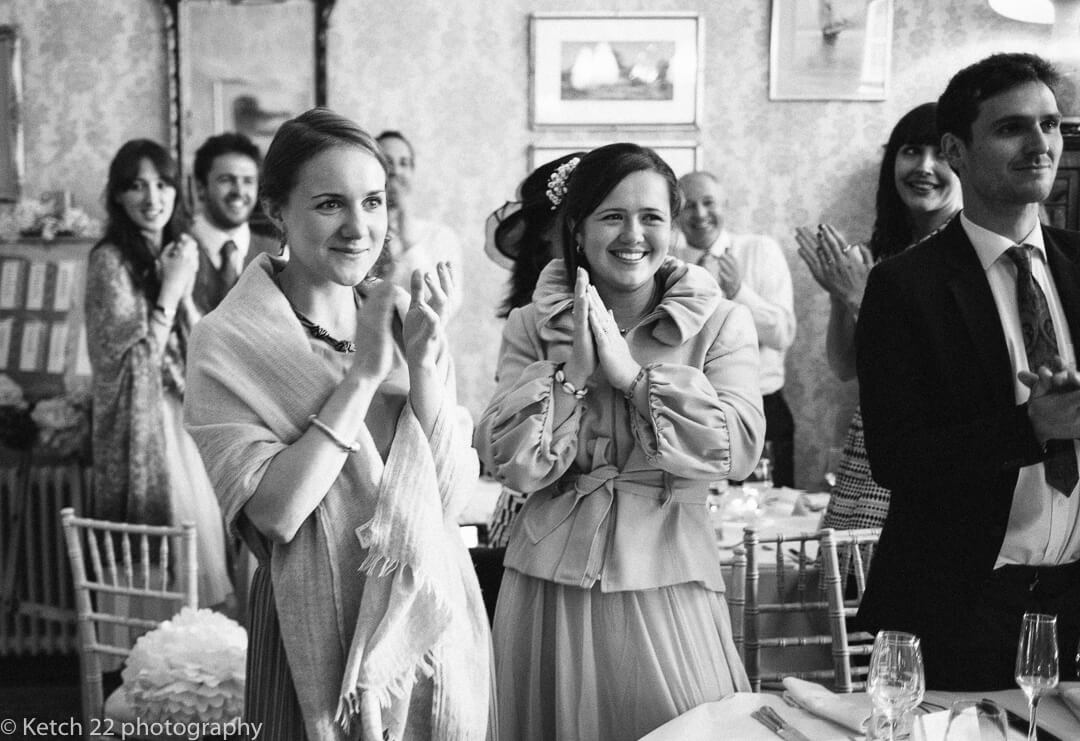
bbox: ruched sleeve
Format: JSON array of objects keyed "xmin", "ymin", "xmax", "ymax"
[
  {"xmin": 474, "ymin": 308, "xmax": 583, "ymax": 494},
  {"xmin": 627, "ymin": 303, "xmax": 764, "ymax": 481}
]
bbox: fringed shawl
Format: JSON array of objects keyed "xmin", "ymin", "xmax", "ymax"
[{"xmin": 183, "ymin": 254, "xmax": 490, "ymax": 741}]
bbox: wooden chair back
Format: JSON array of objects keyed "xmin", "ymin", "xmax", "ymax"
[
  {"xmin": 736, "ymin": 525, "xmax": 881, "ymax": 693},
  {"xmin": 60, "ymin": 507, "xmax": 197, "ymax": 740},
  {"xmin": 819, "ymin": 527, "xmax": 881, "ymax": 692},
  {"xmin": 739, "ymin": 524, "xmax": 833, "ymax": 691}
]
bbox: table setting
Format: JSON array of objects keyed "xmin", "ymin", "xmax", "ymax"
[
  {"xmin": 709, "ymin": 481, "xmax": 829, "ymax": 562},
  {"xmin": 640, "ymin": 620, "xmax": 1080, "ymax": 741}
]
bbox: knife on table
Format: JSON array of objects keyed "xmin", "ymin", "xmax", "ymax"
[{"xmin": 752, "ymin": 705, "xmax": 814, "ymax": 741}]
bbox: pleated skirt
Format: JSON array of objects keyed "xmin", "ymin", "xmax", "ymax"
[
  {"xmin": 492, "ymin": 568, "xmax": 749, "ymax": 741},
  {"xmin": 245, "ymin": 562, "xmax": 308, "ymax": 740}
]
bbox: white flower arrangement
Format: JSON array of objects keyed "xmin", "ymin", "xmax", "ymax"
[
  {"xmin": 545, "ymin": 156, "xmax": 581, "ymax": 210},
  {"xmin": 121, "ymin": 607, "xmax": 247, "ymax": 726},
  {"xmin": 30, "ymin": 389, "xmax": 91, "ymax": 458},
  {"xmin": 0, "ymin": 195, "xmax": 102, "ymax": 242}
]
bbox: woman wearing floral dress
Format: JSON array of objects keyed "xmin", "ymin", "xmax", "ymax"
[{"xmin": 86, "ymin": 139, "xmax": 232, "ymax": 609}]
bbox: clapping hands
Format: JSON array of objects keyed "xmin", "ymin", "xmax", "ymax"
[
  {"xmin": 559, "ymin": 268, "xmax": 641, "ymax": 394},
  {"xmin": 795, "ymin": 224, "xmax": 871, "ymax": 312},
  {"xmin": 1019, "ymin": 355, "xmax": 1080, "ymax": 445},
  {"xmin": 404, "ymin": 262, "xmax": 454, "ymax": 371},
  {"xmin": 353, "ymin": 278, "xmax": 398, "ymax": 381}
]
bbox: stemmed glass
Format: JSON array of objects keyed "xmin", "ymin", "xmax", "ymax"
[
  {"xmin": 867, "ymin": 630, "xmax": 925, "ymax": 741},
  {"xmin": 1015, "ymin": 613, "xmax": 1059, "ymax": 741}
]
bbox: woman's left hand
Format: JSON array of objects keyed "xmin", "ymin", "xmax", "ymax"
[
  {"xmin": 403, "ymin": 268, "xmax": 443, "ymax": 371},
  {"xmin": 586, "ymin": 285, "xmax": 641, "ymax": 393}
]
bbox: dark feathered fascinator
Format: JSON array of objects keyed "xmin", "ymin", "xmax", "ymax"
[{"xmin": 483, "ymin": 152, "xmax": 585, "ymax": 269}]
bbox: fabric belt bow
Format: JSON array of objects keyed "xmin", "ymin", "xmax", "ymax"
[{"xmin": 520, "ymin": 438, "xmax": 702, "ymax": 588}]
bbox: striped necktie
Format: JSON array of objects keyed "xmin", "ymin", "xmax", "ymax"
[{"xmin": 1005, "ymin": 244, "xmax": 1077, "ymax": 497}]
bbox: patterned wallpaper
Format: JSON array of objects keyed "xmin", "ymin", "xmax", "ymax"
[
  {"xmin": 4, "ymin": 0, "xmax": 1070, "ymax": 486},
  {"xmin": 3, "ymin": 0, "xmax": 169, "ymax": 216}
]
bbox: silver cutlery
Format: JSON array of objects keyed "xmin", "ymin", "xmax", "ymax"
[{"xmin": 751, "ymin": 704, "xmax": 814, "ymax": 741}]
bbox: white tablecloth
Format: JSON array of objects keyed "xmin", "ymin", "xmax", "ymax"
[{"xmin": 640, "ymin": 686, "xmax": 1080, "ymax": 741}]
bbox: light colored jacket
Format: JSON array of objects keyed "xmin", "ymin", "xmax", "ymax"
[{"xmin": 475, "ymin": 257, "xmax": 765, "ymax": 593}]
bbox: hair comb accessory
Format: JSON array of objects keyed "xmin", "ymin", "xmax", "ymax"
[{"xmin": 545, "ymin": 156, "xmax": 581, "ymax": 210}]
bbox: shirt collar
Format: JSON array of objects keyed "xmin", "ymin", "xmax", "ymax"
[
  {"xmin": 192, "ymin": 213, "xmax": 251, "ymax": 256},
  {"xmin": 683, "ymin": 228, "xmax": 731, "ymax": 258},
  {"xmin": 960, "ymin": 211, "xmax": 1047, "ymax": 272}
]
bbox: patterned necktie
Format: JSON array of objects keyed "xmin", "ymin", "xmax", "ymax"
[
  {"xmin": 219, "ymin": 240, "xmax": 239, "ymax": 289},
  {"xmin": 1005, "ymin": 244, "xmax": 1078, "ymax": 497}
]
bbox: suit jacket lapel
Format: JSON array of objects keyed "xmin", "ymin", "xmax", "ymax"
[
  {"xmin": 942, "ymin": 219, "xmax": 1015, "ymax": 407},
  {"xmin": 1044, "ymin": 227, "xmax": 1080, "ymax": 339}
]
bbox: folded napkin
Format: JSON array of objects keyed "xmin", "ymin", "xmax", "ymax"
[{"xmin": 782, "ymin": 677, "xmax": 873, "ymax": 734}]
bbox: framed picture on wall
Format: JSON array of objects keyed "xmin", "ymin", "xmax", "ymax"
[
  {"xmin": 529, "ymin": 142, "xmax": 702, "ymax": 178},
  {"xmin": 530, "ymin": 12, "xmax": 703, "ymax": 128},
  {"xmin": 769, "ymin": 0, "xmax": 893, "ymax": 101}
]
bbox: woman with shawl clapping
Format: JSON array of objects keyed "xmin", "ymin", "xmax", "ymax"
[{"xmin": 184, "ymin": 108, "xmax": 492, "ymax": 741}]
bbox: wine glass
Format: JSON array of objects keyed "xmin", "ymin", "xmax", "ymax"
[
  {"xmin": 944, "ymin": 699, "xmax": 1008, "ymax": 740},
  {"xmin": 867, "ymin": 630, "xmax": 925, "ymax": 741},
  {"xmin": 1015, "ymin": 613, "xmax": 1059, "ymax": 741}
]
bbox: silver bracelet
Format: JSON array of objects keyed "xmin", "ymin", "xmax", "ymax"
[
  {"xmin": 307, "ymin": 414, "xmax": 360, "ymax": 453},
  {"xmin": 624, "ymin": 366, "xmax": 648, "ymax": 400}
]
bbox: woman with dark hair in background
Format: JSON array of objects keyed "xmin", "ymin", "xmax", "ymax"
[
  {"xmin": 482, "ymin": 151, "xmax": 586, "ymax": 547},
  {"xmin": 796, "ymin": 102, "xmax": 962, "ymax": 529},
  {"xmin": 477, "ymin": 142, "xmax": 762, "ymax": 740},
  {"xmin": 184, "ymin": 108, "xmax": 490, "ymax": 741},
  {"xmin": 86, "ymin": 138, "xmax": 233, "ymax": 610}
]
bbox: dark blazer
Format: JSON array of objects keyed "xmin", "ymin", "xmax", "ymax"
[
  {"xmin": 854, "ymin": 217, "xmax": 1080, "ymax": 639},
  {"xmin": 191, "ymin": 231, "xmax": 280, "ymax": 315}
]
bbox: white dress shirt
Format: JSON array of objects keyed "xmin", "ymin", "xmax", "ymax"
[
  {"xmin": 191, "ymin": 213, "xmax": 250, "ymax": 274},
  {"xmin": 672, "ymin": 229, "xmax": 796, "ymax": 395},
  {"xmin": 961, "ymin": 212, "xmax": 1080, "ymax": 567}
]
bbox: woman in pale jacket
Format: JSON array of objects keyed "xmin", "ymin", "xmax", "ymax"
[{"xmin": 476, "ymin": 142, "xmax": 764, "ymax": 741}]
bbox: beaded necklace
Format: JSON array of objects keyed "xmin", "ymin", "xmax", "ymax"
[
  {"xmin": 290, "ymin": 306, "xmax": 356, "ymax": 353},
  {"xmin": 275, "ymin": 274, "xmax": 358, "ymax": 354}
]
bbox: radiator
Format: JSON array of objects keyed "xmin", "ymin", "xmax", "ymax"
[{"xmin": 0, "ymin": 461, "xmax": 88, "ymax": 655}]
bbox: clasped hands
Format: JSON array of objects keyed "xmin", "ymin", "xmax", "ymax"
[
  {"xmin": 558, "ymin": 267, "xmax": 641, "ymax": 395},
  {"xmin": 353, "ymin": 261, "xmax": 454, "ymax": 380},
  {"xmin": 157, "ymin": 233, "xmax": 200, "ymax": 308},
  {"xmin": 1019, "ymin": 356, "xmax": 1080, "ymax": 445}
]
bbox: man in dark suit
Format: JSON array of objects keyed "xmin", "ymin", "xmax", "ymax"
[
  {"xmin": 855, "ymin": 53, "xmax": 1080, "ymax": 690},
  {"xmin": 190, "ymin": 132, "xmax": 280, "ymax": 314}
]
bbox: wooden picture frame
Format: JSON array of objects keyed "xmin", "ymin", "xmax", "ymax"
[
  {"xmin": 528, "ymin": 141, "xmax": 702, "ymax": 179},
  {"xmin": 530, "ymin": 12, "xmax": 703, "ymax": 128},
  {"xmin": 0, "ymin": 26, "xmax": 23, "ymax": 203},
  {"xmin": 161, "ymin": 0, "xmax": 336, "ymax": 204}
]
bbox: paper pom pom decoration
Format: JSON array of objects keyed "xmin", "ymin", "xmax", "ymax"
[{"xmin": 121, "ymin": 607, "xmax": 246, "ymax": 726}]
